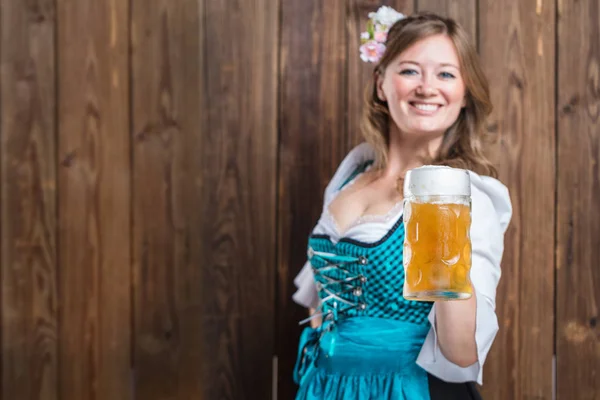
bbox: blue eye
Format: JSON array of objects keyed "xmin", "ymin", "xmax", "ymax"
[
  {"xmin": 400, "ymin": 69, "xmax": 418, "ymax": 76},
  {"xmin": 439, "ymin": 71, "xmax": 456, "ymax": 79}
]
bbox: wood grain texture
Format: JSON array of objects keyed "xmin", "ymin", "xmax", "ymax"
[
  {"xmin": 57, "ymin": 0, "xmax": 131, "ymax": 398},
  {"xmin": 277, "ymin": 0, "xmax": 348, "ymax": 398},
  {"xmin": 556, "ymin": 0, "xmax": 600, "ymax": 398},
  {"xmin": 479, "ymin": 1, "xmax": 556, "ymax": 399},
  {"xmin": 347, "ymin": 0, "xmax": 415, "ymax": 146},
  {"xmin": 416, "ymin": 0, "xmax": 476, "ymax": 40},
  {"xmin": 1, "ymin": 0, "xmax": 58, "ymax": 399},
  {"xmin": 0, "ymin": 0, "xmax": 598, "ymax": 398},
  {"xmin": 202, "ymin": 1, "xmax": 278, "ymax": 398},
  {"xmin": 131, "ymin": 0, "xmax": 205, "ymax": 398},
  {"xmin": 132, "ymin": 0, "xmax": 278, "ymax": 398}
]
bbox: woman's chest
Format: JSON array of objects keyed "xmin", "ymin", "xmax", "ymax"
[{"xmin": 327, "ymin": 177, "xmax": 403, "ymax": 236}]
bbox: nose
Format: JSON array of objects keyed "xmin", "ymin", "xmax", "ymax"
[{"xmin": 416, "ymin": 74, "xmax": 436, "ymax": 96}]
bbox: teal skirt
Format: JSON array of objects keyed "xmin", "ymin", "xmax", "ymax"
[{"xmin": 294, "ymin": 317, "xmax": 431, "ymax": 400}]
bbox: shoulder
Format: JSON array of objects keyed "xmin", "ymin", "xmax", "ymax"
[
  {"xmin": 336, "ymin": 142, "xmax": 376, "ymax": 173},
  {"xmin": 324, "ymin": 142, "xmax": 376, "ymax": 197},
  {"xmin": 468, "ymin": 171, "xmax": 512, "ymax": 234}
]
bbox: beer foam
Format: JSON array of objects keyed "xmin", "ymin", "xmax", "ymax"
[{"xmin": 403, "ymin": 165, "xmax": 471, "ymax": 197}]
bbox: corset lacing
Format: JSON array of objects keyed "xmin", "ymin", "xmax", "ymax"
[{"xmin": 298, "ymin": 247, "xmax": 370, "ymax": 358}]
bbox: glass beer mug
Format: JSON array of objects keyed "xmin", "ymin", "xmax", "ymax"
[{"xmin": 402, "ymin": 166, "xmax": 473, "ymax": 301}]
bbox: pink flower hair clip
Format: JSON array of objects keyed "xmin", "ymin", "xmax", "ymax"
[{"xmin": 359, "ymin": 6, "xmax": 406, "ymax": 64}]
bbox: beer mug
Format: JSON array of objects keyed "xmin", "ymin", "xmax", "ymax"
[{"xmin": 402, "ymin": 166, "xmax": 472, "ymax": 301}]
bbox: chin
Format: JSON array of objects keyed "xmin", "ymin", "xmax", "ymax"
[{"xmin": 403, "ymin": 125, "xmax": 446, "ymax": 138}]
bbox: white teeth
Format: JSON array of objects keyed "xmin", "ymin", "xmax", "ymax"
[{"xmin": 414, "ymin": 103, "xmax": 438, "ymax": 111}]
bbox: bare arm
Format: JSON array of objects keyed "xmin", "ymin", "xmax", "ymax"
[
  {"xmin": 308, "ymin": 308, "xmax": 322, "ymax": 328},
  {"xmin": 434, "ymin": 294, "xmax": 478, "ymax": 367}
]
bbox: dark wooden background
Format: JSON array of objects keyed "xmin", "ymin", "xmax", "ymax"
[{"xmin": 0, "ymin": 0, "xmax": 598, "ymax": 399}]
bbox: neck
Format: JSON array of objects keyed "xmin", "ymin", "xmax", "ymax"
[{"xmin": 381, "ymin": 125, "xmax": 444, "ymax": 179}]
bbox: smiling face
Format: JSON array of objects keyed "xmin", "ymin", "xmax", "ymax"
[{"xmin": 377, "ymin": 34, "xmax": 466, "ymax": 140}]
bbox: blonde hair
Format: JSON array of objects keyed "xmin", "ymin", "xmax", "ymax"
[{"xmin": 361, "ymin": 12, "xmax": 497, "ymax": 178}]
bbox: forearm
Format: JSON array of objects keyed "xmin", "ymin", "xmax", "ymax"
[
  {"xmin": 434, "ymin": 294, "xmax": 478, "ymax": 367},
  {"xmin": 308, "ymin": 307, "xmax": 322, "ymax": 328}
]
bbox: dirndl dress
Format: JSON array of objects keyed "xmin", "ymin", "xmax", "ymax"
[{"xmin": 293, "ymin": 161, "xmax": 483, "ymax": 400}]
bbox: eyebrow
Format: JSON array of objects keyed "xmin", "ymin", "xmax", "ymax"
[{"xmin": 398, "ymin": 60, "xmax": 460, "ymax": 70}]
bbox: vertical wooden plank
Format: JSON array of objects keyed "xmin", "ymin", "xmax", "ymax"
[
  {"xmin": 203, "ymin": 1, "xmax": 278, "ymax": 397},
  {"xmin": 347, "ymin": 0, "xmax": 415, "ymax": 146},
  {"xmin": 416, "ymin": 0, "xmax": 476, "ymax": 40},
  {"xmin": 479, "ymin": 1, "xmax": 556, "ymax": 399},
  {"xmin": 277, "ymin": 1, "xmax": 347, "ymax": 398},
  {"xmin": 131, "ymin": 0, "xmax": 204, "ymax": 398},
  {"xmin": 556, "ymin": 0, "xmax": 600, "ymax": 398},
  {"xmin": 203, "ymin": 1, "xmax": 278, "ymax": 398},
  {"xmin": 57, "ymin": 0, "xmax": 131, "ymax": 398},
  {"xmin": 1, "ymin": 0, "xmax": 58, "ymax": 399},
  {"xmin": 132, "ymin": 0, "xmax": 278, "ymax": 399}
]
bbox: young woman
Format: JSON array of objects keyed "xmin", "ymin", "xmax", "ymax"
[{"xmin": 292, "ymin": 10, "xmax": 512, "ymax": 400}]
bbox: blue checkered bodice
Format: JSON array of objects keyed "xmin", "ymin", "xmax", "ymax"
[{"xmin": 307, "ymin": 216, "xmax": 433, "ymax": 327}]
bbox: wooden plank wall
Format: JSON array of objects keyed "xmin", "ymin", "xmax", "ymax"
[
  {"xmin": 1, "ymin": 0, "xmax": 278, "ymax": 399},
  {"xmin": 478, "ymin": 1, "xmax": 556, "ymax": 399},
  {"xmin": 130, "ymin": 0, "xmax": 278, "ymax": 399},
  {"xmin": 57, "ymin": 0, "xmax": 131, "ymax": 398},
  {"xmin": 556, "ymin": 0, "xmax": 600, "ymax": 399},
  {"xmin": 0, "ymin": 0, "xmax": 598, "ymax": 399},
  {"xmin": 1, "ymin": 0, "xmax": 58, "ymax": 399},
  {"xmin": 131, "ymin": 0, "xmax": 205, "ymax": 398}
]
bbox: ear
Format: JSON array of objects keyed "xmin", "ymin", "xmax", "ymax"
[
  {"xmin": 376, "ymin": 73, "xmax": 387, "ymax": 102},
  {"xmin": 461, "ymin": 94, "xmax": 467, "ymax": 108}
]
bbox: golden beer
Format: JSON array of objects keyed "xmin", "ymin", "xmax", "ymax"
[{"xmin": 402, "ymin": 166, "xmax": 472, "ymax": 301}]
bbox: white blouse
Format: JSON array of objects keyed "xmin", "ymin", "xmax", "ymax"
[{"xmin": 292, "ymin": 142, "xmax": 513, "ymax": 385}]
